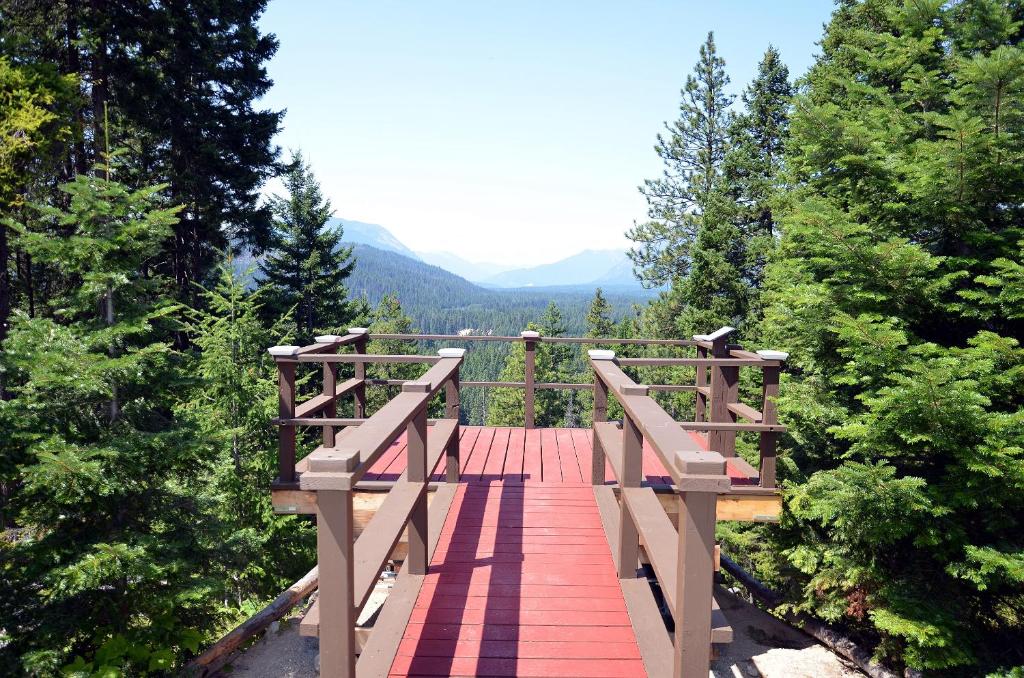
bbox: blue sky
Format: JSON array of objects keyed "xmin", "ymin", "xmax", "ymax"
[{"xmin": 258, "ymin": 1, "xmax": 835, "ymax": 266}]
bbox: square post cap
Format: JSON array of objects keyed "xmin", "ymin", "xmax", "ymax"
[
  {"xmin": 438, "ymin": 348, "xmax": 466, "ymax": 358},
  {"xmin": 756, "ymin": 349, "xmax": 789, "ymax": 361},
  {"xmin": 347, "ymin": 327, "xmax": 369, "ymax": 335},
  {"xmin": 521, "ymin": 330, "xmax": 540, "ymax": 339},
  {"xmin": 402, "ymin": 381, "xmax": 431, "ymax": 393},
  {"xmin": 694, "ymin": 326, "xmax": 736, "ymax": 342},
  {"xmin": 588, "ymin": 349, "xmax": 616, "ymax": 361},
  {"xmin": 315, "ymin": 334, "xmax": 344, "ymax": 343},
  {"xmin": 268, "ymin": 345, "xmax": 299, "ymax": 357},
  {"xmin": 619, "ymin": 383, "xmax": 649, "ymax": 396}
]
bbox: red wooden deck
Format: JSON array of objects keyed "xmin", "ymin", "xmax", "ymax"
[
  {"xmin": 363, "ymin": 426, "xmax": 757, "ymax": 486},
  {"xmin": 389, "ymin": 483, "xmax": 646, "ymax": 677}
]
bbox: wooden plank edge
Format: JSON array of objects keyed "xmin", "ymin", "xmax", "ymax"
[{"xmin": 355, "ymin": 484, "xmax": 459, "ymax": 677}]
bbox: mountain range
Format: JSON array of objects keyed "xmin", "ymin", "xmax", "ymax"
[{"xmin": 330, "ymin": 218, "xmax": 640, "ymax": 290}]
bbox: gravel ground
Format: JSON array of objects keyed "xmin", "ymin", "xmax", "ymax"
[
  {"xmin": 224, "ymin": 587, "xmax": 863, "ymax": 677},
  {"xmin": 712, "ymin": 588, "xmax": 863, "ymax": 678}
]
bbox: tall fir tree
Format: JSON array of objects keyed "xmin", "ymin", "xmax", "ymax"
[
  {"xmin": 0, "ymin": 0, "xmax": 283, "ymax": 301},
  {"xmin": 722, "ymin": 46, "xmax": 792, "ymax": 325},
  {"xmin": 628, "ymin": 31, "xmax": 733, "ymax": 289},
  {"xmin": 0, "ymin": 162, "xmax": 224, "ymax": 674},
  {"xmin": 258, "ymin": 152, "xmax": 355, "ymax": 342},
  {"xmin": 585, "ymin": 288, "xmax": 614, "ymax": 338},
  {"xmin": 756, "ymin": 1, "xmax": 1024, "ymax": 671}
]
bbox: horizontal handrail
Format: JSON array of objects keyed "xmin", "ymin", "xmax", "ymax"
[
  {"xmin": 367, "ymin": 332, "xmax": 695, "ymax": 346},
  {"xmin": 293, "ymin": 354, "xmax": 441, "ymax": 364},
  {"xmin": 591, "ymin": 357, "xmax": 727, "ymax": 481},
  {"xmin": 300, "ymin": 357, "xmax": 461, "ymax": 488}
]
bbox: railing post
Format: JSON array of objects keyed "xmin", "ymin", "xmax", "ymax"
[
  {"xmin": 522, "ymin": 330, "xmax": 539, "ymax": 429},
  {"xmin": 318, "ymin": 486, "xmax": 356, "ymax": 678},
  {"xmin": 350, "ymin": 327, "xmax": 368, "ymax": 418},
  {"xmin": 756, "ymin": 350, "xmax": 787, "ymax": 489},
  {"xmin": 618, "ymin": 411, "xmax": 642, "ymax": 579},
  {"xmin": 269, "ymin": 346, "xmax": 299, "ymax": 483},
  {"xmin": 694, "ymin": 344, "xmax": 708, "ymax": 422},
  {"xmin": 317, "ymin": 335, "xmax": 341, "ymax": 447},
  {"xmin": 703, "ymin": 327, "xmax": 737, "ymax": 457},
  {"xmin": 405, "ymin": 396, "xmax": 429, "ymax": 575},
  {"xmin": 439, "ymin": 348, "xmax": 465, "ymax": 483},
  {"xmin": 673, "ymin": 485, "xmax": 718, "ymax": 678},
  {"xmin": 589, "ymin": 349, "xmax": 614, "ymax": 486}
]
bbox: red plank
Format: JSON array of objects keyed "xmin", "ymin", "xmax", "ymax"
[
  {"xmin": 456, "ymin": 426, "xmax": 482, "ymax": 475},
  {"xmin": 402, "ymin": 623, "xmax": 639, "ymax": 643},
  {"xmin": 396, "ymin": 638, "xmax": 641, "ymax": 659},
  {"xmin": 462, "ymin": 427, "xmax": 495, "ymax": 479},
  {"xmin": 412, "ymin": 595, "xmax": 628, "ymax": 611},
  {"xmin": 416, "ymin": 582, "xmax": 624, "ymax": 599},
  {"xmin": 539, "ymin": 428, "xmax": 561, "ymax": 482},
  {"xmin": 503, "ymin": 427, "xmax": 525, "ymax": 482},
  {"xmin": 364, "ymin": 435, "xmax": 408, "ymax": 480},
  {"xmin": 521, "ymin": 428, "xmax": 542, "ymax": 482},
  {"xmin": 555, "ymin": 428, "xmax": 585, "ymax": 484},
  {"xmin": 408, "ymin": 607, "xmax": 630, "ymax": 626},
  {"xmin": 481, "ymin": 427, "xmax": 511, "ymax": 481},
  {"xmin": 389, "ymin": 655, "xmax": 646, "ymax": 677}
]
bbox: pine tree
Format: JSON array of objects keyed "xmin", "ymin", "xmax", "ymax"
[
  {"xmin": 757, "ymin": 1, "xmax": 1024, "ymax": 671},
  {"xmin": 258, "ymin": 152, "xmax": 355, "ymax": 342},
  {"xmin": 366, "ymin": 294, "xmax": 421, "ymax": 414},
  {"xmin": 722, "ymin": 46, "xmax": 792, "ymax": 324},
  {"xmin": 585, "ymin": 288, "xmax": 614, "ymax": 338},
  {"xmin": 0, "ymin": 162, "xmax": 222, "ymax": 674},
  {"xmin": 486, "ymin": 324, "xmax": 534, "ymax": 427},
  {"xmin": 628, "ymin": 31, "xmax": 733, "ymax": 288},
  {"xmin": 0, "ymin": 0, "xmax": 283, "ymax": 300},
  {"xmin": 179, "ymin": 259, "xmax": 314, "ymax": 609}
]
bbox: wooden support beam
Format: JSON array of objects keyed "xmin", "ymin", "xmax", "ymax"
[{"xmin": 522, "ymin": 331, "xmax": 538, "ymax": 429}]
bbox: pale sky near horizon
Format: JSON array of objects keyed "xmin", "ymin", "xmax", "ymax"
[{"xmin": 258, "ymin": 1, "xmax": 835, "ymax": 267}]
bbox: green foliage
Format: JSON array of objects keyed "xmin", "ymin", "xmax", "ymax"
[
  {"xmin": 0, "ymin": 168, "xmax": 219, "ymax": 675},
  {"xmin": 757, "ymin": 1, "xmax": 1024, "ymax": 670},
  {"xmin": 258, "ymin": 152, "xmax": 356, "ymax": 342}
]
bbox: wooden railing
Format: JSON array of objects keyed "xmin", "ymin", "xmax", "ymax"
[
  {"xmin": 268, "ymin": 334, "xmax": 464, "ymax": 677},
  {"xmin": 590, "ymin": 350, "xmax": 731, "ymax": 678},
  {"xmin": 363, "ymin": 325, "xmax": 787, "ymax": 488}
]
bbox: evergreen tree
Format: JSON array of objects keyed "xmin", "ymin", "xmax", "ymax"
[
  {"xmin": 0, "ymin": 0, "xmax": 283, "ymax": 300},
  {"xmin": 487, "ymin": 323, "xmax": 537, "ymax": 428},
  {"xmin": 180, "ymin": 259, "xmax": 315, "ymax": 610},
  {"xmin": 366, "ymin": 294, "xmax": 421, "ymax": 414},
  {"xmin": 258, "ymin": 152, "xmax": 355, "ymax": 342},
  {"xmin": 585, "ymin": 288, "xmax": 614, "ymax": 338},
  {"xmin": 758, "ymin": 1, "xmax": 1024, "ymax": 671},
  {"xmin": 722, "ymin": 46, "xmax": 792, "ymax": 324},
  {"xmin": 0, "ymin": 164, "xmax": 221, "ymax": 674},
  {"xmin": 628, "ymin": 31, "xmax": 733, "ymax": 288},
  {"xmin": 629, "ymin": 31, "xmax": 748, "ymax": 338}
]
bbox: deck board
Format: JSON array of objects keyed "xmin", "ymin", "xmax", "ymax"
[
  {"xmin": 351, "ymin": 426, "xmax": 756, "ymax": 487},
  {"xmin": 389, "ymin": 483, "xmax": 647, "ymax": 677}
]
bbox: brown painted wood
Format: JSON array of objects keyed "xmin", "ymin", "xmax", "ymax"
[
  {"xmin": 355, "ymin": 483, "xmax": 458, "ymax": 677},
  {"xmin": 303, "ymin": 359, "xmax": 461, "ymax": 488},
  {"xmin": 322, "ymin": 345, "xmax": 339, "ymax": 447},
  {"xmin": 695, "ymin": 345, "xmax": 708, "ymax": 422},
  {"xmin": 353, "ymin": 479, "xmax": 426, "ymax": 612},
  {"xmin": 524, "ymin": 336, "xmax": 536, "ymax": 429},
  {"xmin": 620, "ymin": 577, "xmax": 675, "ymax": 677},
  {"xmin": 317, "ymin": 488, "xmax": 356, "ymax": 678},
  {"xmin": 727, "ymin": 401, "xmax": 762, "ymax": 423},
  {"xmin": 277, "ymin": 361, "xmax": 296, "ymax": 483},
  {"xmin": 616, "ymin": 357, "xmax": 781, "ymax": 367},
  {"xmin": 444, "ymin": 373, "xmax": 460, "ymax": 483},
  {"xmin": 680, "ymin": 421, "xmax": 786, "ymax": 432},
  {"xmin": 707, "ymin": 334, "xmax": 733, "ymax": 457},
  {"xmin": 592, "ymin": 378, "xmax": 609, "ymax": 485},
  {"xmin": 405, "ymin": 408, "xmax": 428, "ymax": 575},
  {"xmin": 295, "ymin": 354, "xmax": 441, "ymax": 364},
  {"xmin": 591, "ymin": 359, "xmax": 726, "ymax": 482},
  {"xmin": 674, "ymin": 490, "xmax": 718, "ymax": 678},
  {"xmin": 618, "ymin": 415, "xmax": 642, "ymax": 579},
  {"xmin": 593, "ymin": 421, "xmax": 623, "ymax": 484}
]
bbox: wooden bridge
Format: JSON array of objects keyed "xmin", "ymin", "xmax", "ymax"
[{"xmin": 268, "ymin": 327, "xmax": 786, "ymax": 677}]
